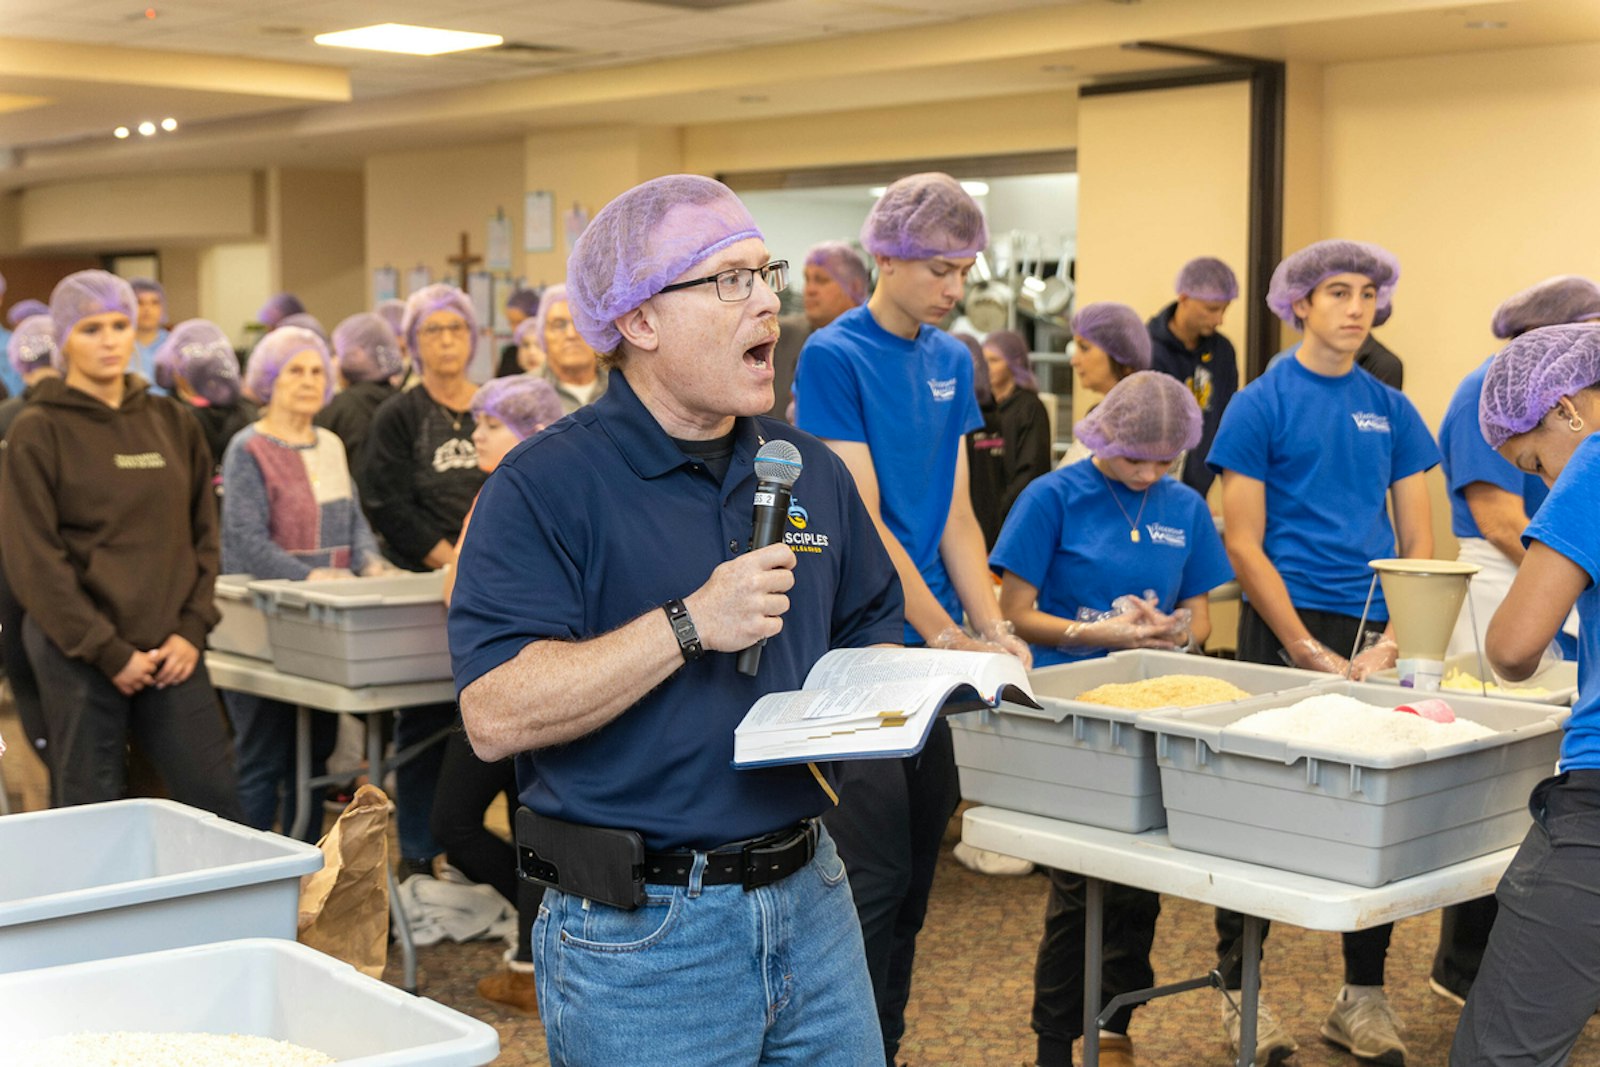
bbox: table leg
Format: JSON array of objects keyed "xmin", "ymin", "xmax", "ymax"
[
  {"xmin": 289, "ymin": 706, "xmax": 312, "ymax": 842},
  {"xmin": 1083, "ymin": 875, "xmax": 1103, "ymax": 1067},
  {"xmin": 1237, "ymin": 914, "xmax": 1263, "ymax": 1067},
  {"xmin": 366, "ymin": 711, "xmax": 418, "ymax": 993}
]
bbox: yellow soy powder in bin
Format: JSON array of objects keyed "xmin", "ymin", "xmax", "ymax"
[
  {"xmin": 1074, "ymin": 674, "xmax": 1252, "ymax": 710},
  {"xmin": 1441, "ymin": 666, "xmax": 1551, "ymax": 699}
]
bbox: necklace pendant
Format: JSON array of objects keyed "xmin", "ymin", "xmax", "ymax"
[{"xmin": 1130, "ymin": 529, "xmax": 1141, "ymax": 543}]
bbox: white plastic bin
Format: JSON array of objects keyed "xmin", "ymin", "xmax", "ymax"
[
  {"xmin": 0, "ymin": 939, "xmax": 499, "ymax": 1066},
  {"xmin": 1143, "ymin": 682, "xmax": 1568, "ymax": 886},
  {"xmin": 1366, "ymin": 650, "xmax": 1578, "ymax": 705},
  {"xmin": 251, "ymin": 572, "xmax": 451, "ymax": 686},
  {"xmin": 0, "ymin": 799, "xmax": 322, "ymax": 973},
  {"xmin": 209, "ymin": 573, "xmax": 272, "ymax": 659},
  {"xmin": 949, "ymin": 651, "xmax": 1329, "ymax": 832}
]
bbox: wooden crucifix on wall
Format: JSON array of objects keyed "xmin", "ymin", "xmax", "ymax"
[{"xmin": 448, "ymin": 232, "xmax": 482, "ymax": 288}]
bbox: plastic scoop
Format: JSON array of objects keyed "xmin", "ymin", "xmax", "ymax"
[{"xmin": 1394, "ymin": 698, "xmax": 1456, "ymax": 723}]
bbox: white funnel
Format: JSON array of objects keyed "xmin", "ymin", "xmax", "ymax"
[{"xmin": 1370, "ymin": 558, "xmax": 1480, "ymax": 691}]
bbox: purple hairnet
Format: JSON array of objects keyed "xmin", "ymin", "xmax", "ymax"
[
  {"xmin": 1490, "ymin": 276, "xmax": 1600, "ymax": 340},
  {"xmin": 375, "ymin": 299, "xmax": 405, "ymax": 336},
  {"xmin": 982, "ymin": 329, "xmax": 1038, "ymax": 391},
  {"xmin": 277, "ymin": 312, "xmax": 327, "ymax": 343},
  {"xmin": 505, "ymin": 287, "xmax": 541, "ymax": 318},
  {"xmin": 7, "ymin": 299, "xmax": 49, "ymax": 328},
  {"xmin": 953, "ymin": 332, "xmax": 991, "ymax": 406},
  {"xmin": 805, "ymin": 241, "xmax": 870, "ymax": 306},
  {"xmin": 1479, "ymin": 324, "xmax": 1600, "ymax": 449},
  {"xmin": 331, "ymin": 312, "xmax": 403, "ymax": 384},
  {"xmin": 1266, "ymin": 240, "xmax": 1399, "ymax": 328},
  {"xmin": 1074, "ymin": 371, "xmax": 1203, "ymax": 461},
  {"xmin": 401, "ymin": 284, "xmax": 478, "ymax": 370},
  {"xmin": 257, "ymin": 293, "xmax": 305, "ymax": 329},
  {"xmin": 1373, "ymin": 301, "xmax": 1393, "ymax": 329},
  {"xmin": 1175, "ymin": 257, "xmax": 1238, "ymax": 302},
  {"xmin": 513, "ymin": 317, "xmax": 540, "ymax": 346},
  {"xmin": 8, "ymin": 315, "xmax": 59, "ymax": 378},
  {"xmin": 532, "ymin": 283, "xmax": 570, "ymax": 353},
  {"xmin": 568, "ymin": 175, "xmax": 763, "ymax": 353},
  {"xmin": 860, "ymin": 173, "xmax": 987, "ymax": 262},
  {"xmin": 470, "ymin": 375, "xmax": 565, "ymax": 441},
  {"xmin": 1072, "ymin": 302, "xmax": 1152, "ymax": 371},
  {"xmin": 245, "ymin": 326, "xmax": 334, "ymax": 406},
  {"xmin": 129, "ymin": 277, "xmax": 165, "ymax": 300},
  {"xmin": 157, "ymin": 319, "xmax": 241, "ymax": 406},
  {"xmin": 50, "ymin": 270, "xmax": 137, "ymax": 347}
]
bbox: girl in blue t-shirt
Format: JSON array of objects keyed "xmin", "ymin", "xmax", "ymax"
[
  {"xmin": 1453, "ymin": 323, "xmax": 1600, "ymax": 1065},
  {"xmin": 991, "ymin": 372, "xmax": 1233, "ymax": 1067}
]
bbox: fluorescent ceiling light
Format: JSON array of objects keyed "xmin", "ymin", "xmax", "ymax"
[
  {"xmin": 869, "ymin": 181, "xmax": 989, "ymax": 198},
  {"xmin": 314, "ymin": 23, "xmax": 503, "ymax": 56}
]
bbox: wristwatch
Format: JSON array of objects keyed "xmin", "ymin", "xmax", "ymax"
[{"xmin": 663, "ymin": 598, "xmax": 704, "ymax": 662}]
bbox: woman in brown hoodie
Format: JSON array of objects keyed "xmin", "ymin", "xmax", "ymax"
[{"xmin": 0, "ymin": 270, "xmax": 241, "ymax": 816}]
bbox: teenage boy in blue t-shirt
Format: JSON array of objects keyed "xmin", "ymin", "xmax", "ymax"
[
  {"xmin": 1208, "ymin": 239, "xmax": 1439, "ymax": 1067},
  {"xmin": 795, "ymin": 172, "xmax": 1030, "ymax": 1066}
]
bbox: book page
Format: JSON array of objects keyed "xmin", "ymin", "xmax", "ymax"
[
  {"xmin": 739, "ymin": 680, "xmax": 940, "ymax": 733},
  {"xmin": 804, "ymin": 647, "xmax": 1028, "ymax": 701}
]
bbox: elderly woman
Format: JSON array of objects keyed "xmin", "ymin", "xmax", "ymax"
[
  {"xmin": 1450, "ymin": 323, "xmax": 1600, "ymax": 1066},
  {"xmin": 991, "ymin": 372, "xmax": 1231, "ymax": 1067},
  {"xmin": 316, "ymin": 311, "xmax": 405, "ymax": 473},
  {"xmin": 359, "ymin": 283, "xmax": 485, "ymax": 875},
  {"xmin": 435, "ymin": 374, "xmax": 563, "ymax": 1012},
  {"xmin": 0, "ymin": 271, "xmax": 241, "ymax": 817},
  {"xmin": 154, "ymin": 319, "xmax": 255, "ymax": 492},
  {"xmin": 534, "ymin": 283, "xmax": 607, "ymax": 413},
  {"xmin": 220, "ymin": 326, "xmax": 384, "ymax": 839},
  {"xmin": 982, "ymin": 328, "xmax": 1054, "ymax": 522}
]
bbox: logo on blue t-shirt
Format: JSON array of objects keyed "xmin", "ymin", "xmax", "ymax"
[
  {"xmin": 787, "ymin": 501, "xmax": 809, "ymax": 529},
  {"xmin": 1351, "ymin": 412, "xmax": 1391, "ymax": 433},
  {"xmin": 783, "ymin": 497, "xmax": 830, "ymax": 555},
  {"xmin": 926, "ymin": 377, "xmax": 957, "ymax": 402},
  {"xmin": 1145, "ymin": 523, "xmax": 1187, "ymax": 548}
]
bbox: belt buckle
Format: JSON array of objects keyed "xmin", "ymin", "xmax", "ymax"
[{"xmin": 739, "ymin": 820, "xmax": 816, "ymax": 891}]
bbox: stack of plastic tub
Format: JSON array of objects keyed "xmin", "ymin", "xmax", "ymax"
[
  {"xmin": 249, "ymin": 571, "xmax": 450, "ymax": 686},
  {"xmin": 949, "ymin": 650, "xmax": 1328, "ymax": 832},
  {"xmin": 1141, "ymin": 681, "xmax": 1568, "ymax": 886},
  {"xmin": 209, "ymin": 573, "xmax": 272, "ymax": 659}
]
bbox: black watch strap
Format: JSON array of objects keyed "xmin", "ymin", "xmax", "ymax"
[{"xmin": 663, "ymin": 598, "xmax": 704, "ymax": 662}]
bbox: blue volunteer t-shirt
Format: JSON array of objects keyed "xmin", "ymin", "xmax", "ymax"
[
  {"xmin": 1523, "ymin": 433, "xmax": 1600, "ymax": 771},
  {"xmin": 448, "ymin": 372, "xmax": 905, "ymax": 851},
  {"xmin": 1438, "ymin": 357, "xmax": 1548, "ymax": 539},
  {"xmin": 0, "ymin": 327, "xmax": 19, "ymax": 398},
  {"xmin": 990, "ymin": 461, "xmax": 1233, "ymax": 667},
  {"xmin": 135, "ymin": 329, "xmax": 170, "ymax": 397},
  {"xmin": 1207, "ymin": 355, "xmax": 1439, "ymax": 619},
  {"xmin": 794, "ymin": 305, "xmax": 983, "ymax": 641}
]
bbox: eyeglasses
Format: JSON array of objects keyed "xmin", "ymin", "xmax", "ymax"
[
  {"xmin": 658, "ymin": 260, "xmax": 789, "ymax": 302},
  {"xmin": 419, "ymin": 322, "xmax": 469, "ymax": 338}
]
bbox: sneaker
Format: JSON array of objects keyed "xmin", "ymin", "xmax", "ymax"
[
  {"xmin": 477, "ymin": 963, "xmax": 538, "ymax": 1015},
  {"xmin": 1321, "ymin": 985, "xmax": 1407, "ymax": 1065},
  {"xmin": 953, "ymin": 840, "xmax": 1035, "ymax": 876},
  {"xmin": 1428, "ymin": 973, "xmax": 1468, "ymax": 1008},
  {"xmin": 1221, "ymin": 992, "xmax": 1299, "ymax": 1065}
]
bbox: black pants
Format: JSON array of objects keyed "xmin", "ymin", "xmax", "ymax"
[
  {"xmin": 431, "ymin": 721, "xmax": 540, "ymax": 962},
  {"xmin": 1032, "ymin": 870, "xmax": 1160, "ymax": 1065},
  {"xmin": 24, "ymin": 616, "xmax": 243, "ymax": 820},
  {"xmin": 1451, "ymin": 772, "xmax": 1600, "ymax": 1066},
  {"xmin": 825, "ymin": 718, "xmax": 961, "ymax": 1065},
  {"xmin": 1216, "ymin": 602, "xmax": 1392, "ymax": 988},
  {"xmin": 1434, "ymin": 896, "xmax": 1497, "ymax": 998},
  {"xmin": 0, "ymin": 563, "xmax": 48, "ymax": 770}
]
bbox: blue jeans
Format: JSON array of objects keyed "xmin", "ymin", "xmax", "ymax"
[
  {"xmin": 394, "ymin": 701, "xmax": 455, "ymax": 861},
  {"xmin": 533, "ymin": 825, "xmax": 882, "ymax": 1066},
  {"xmin": 222, "ymin": 691, "xmax": 338, "ymax": 843}
]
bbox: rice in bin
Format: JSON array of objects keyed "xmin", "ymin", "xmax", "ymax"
[
  {"xmin": 1074, "ymin": 674, "xmax": 1252, "ymax": 709},
  {"xmin": 1231, "ymin": 693, "xmax": 1494, "ymax": 758},
  {"xmin": 11, "ymin": 1032, "xmax": 335, "ymax": 1065}
]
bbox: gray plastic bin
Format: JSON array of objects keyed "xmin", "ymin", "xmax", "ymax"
[
  {"xmin": 1367, "ymin": 651, "xmax": 1578, "ymax": 705},
  {"xmin": 949, "ymin": 651, "xmax": 1329, "ymax": 832},
  {"xmin": 0, "ymin": 799, "xmax": 322, "ymax": 973},
  {"xmin": 209, "ymin": 573, "xmax": 272, "ymax": 659},
  {"xmin": 0, "ymin": 939, "xmax": 498, "ymax": 1066},
  {"xmin": 1143, "ymin": 682, "xmax": 1567, "ymax": 886},
  {"xmin": 251, "ymin": 572, "xmax": 451, "ymax": 686}
]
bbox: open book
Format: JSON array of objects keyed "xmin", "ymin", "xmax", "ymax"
[{"xmin": 733, "ymin": 647, "xmax": 1040, "ymax": 768}]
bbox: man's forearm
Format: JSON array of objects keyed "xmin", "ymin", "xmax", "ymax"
[
  {"xmin": 940, "ymin": 509, "xmax": 1002, "ymax": 630},
  {"xmin": 1228, "ymin": 541, "xmax": 1312, "ymax": 652}
]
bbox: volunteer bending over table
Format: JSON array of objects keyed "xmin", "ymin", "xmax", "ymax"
[
  {"xmin": 1451, "ymin": 323, "xmax": 1600, "ymax": 1066},
  {"xmin": 991, "ymin": 371, "xmax": 1232, "ymax": 1067}
]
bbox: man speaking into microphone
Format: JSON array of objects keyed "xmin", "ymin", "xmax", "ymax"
[{"xmin": 448, "ymin": 174, "xmax": 904, "ymax": 1066}]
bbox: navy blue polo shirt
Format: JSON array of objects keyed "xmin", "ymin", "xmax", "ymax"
[{"xmin": 448, "ymin": 371, "xmax": 904, "ymax": 851}]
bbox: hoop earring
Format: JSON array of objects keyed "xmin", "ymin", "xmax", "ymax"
[{"xmin": 1569, "ymin": 415, "xmax": 1586, "ymax": 433}]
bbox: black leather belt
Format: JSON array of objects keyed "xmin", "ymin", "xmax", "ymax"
[{"xmin": 643, "ymin": 819, "xmax": 818, "ymax": 890}]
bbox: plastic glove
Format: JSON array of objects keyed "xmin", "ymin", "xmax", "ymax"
[
  {"xmin": 976, "ymin": 619, "xmax": 1033, "ymax": 669},
  {"xmin": 1285, "ymin": 637, "xmax": 1350, "ymax": 675},
  {"xmin": 1349, "ymin": 636, "xmax": 1399, "ymax": 681},
  {"xmin": 931, "ymin": 625, "xmax": 993, "ymax": 654}
]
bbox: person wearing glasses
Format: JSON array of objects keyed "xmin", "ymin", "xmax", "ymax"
[
  {"xmin": 358, "ymin": 283, "xmax": 486, "ymax": 879},
  {"xmin": 533, "ymin": 283, "xmax": 608, "ymax": 415},
  {"xmin": 450, "ymin": 174, "xmax": 902, "ymax": 1062},
  {"xmin": 794, "ymin": 171, "xmax": 1032, "ymax": 1066}
]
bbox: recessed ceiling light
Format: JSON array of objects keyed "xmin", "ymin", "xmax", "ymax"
[
  {"xmin": 137, "ymin": 121, "xmax": 156, "ymax": 136},
  {"xmin": 160, "ymin": 117, "xmax": 177, "ymax": 131},
  {"xmin": 962, "ymin": 181, "xmax": 990, "ymax": 197},
  {"xmin": 113, "ymin": 126, "xmax": 130, "ymax": 139},
  {"xmin": 313, "ymin": 23, "xmax": 503, "ymax": 56},
  {"xmin": 1465, "ymin": 19, "xmax": 1508, "ymax": 30}
]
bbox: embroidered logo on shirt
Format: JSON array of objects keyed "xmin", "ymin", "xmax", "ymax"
[
  {"xmin": 432, "ymin": 438, "xmax": 479, "ymax": 472},
  {"xmin": 787, "ymin": 501, "xmax": 809, "ymax": 530},
  {"xmin": 1145, "ymin": 523, "xmax": 1187, "ymax": 548},
  {"xmin": 113, "ymin": 452, "xmax": 167, "ymax": 470},
  {"xmin": 783, "ymin": 498, "xmax": 830, "ymax": 554},
  {"xmin": 1351, "ymin": 412, "xmax": 1391, "ymax": 433},
  {"xmin": 927, "ymin": 377, "xmax": 957, "ymax": 402}
]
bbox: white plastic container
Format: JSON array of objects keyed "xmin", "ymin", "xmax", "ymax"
[
  {"xmin": 250, "ymin": 572, "xmax": 451, "ymax": 686},
  {"xmin": 1142, "ymin": 682, "xmax": 1567, "ymax": 886},
  {"xmin": 209, "ymin": 573, "xmax": 272, "ymax": 659},
  {"xmin": 0, "ymin": 939, "xmax": 499, "ymax": 1066},
  {"xmin": 1366, "ymin": 650, "xmax": 1578, "ymax": 705},
  {"xmin": 949, "ymin": 651, "xmax": 1329, "ymax": 832},
  {"xmin": 0, "ymin": 799, "xmax": 322, "ymax": 973}
]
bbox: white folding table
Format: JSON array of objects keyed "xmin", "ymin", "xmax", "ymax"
[
  {"xmin": 206, "ymin": 651, "xmax": 458, "ymax": 992},
  {"xmin": 963, "ymin": 806, "xmax": 1515, "ymax": 1067}
]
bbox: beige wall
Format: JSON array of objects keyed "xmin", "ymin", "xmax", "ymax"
[
  {"xmin": 199, "ymin": 241, "xmax": 272, "ymax": 346},
  {"xmin": 17, "ymin": 172, "xmax": 262, "ymax": 251},
  {"xmin": 269, "ymin": 167, "xmax": 366, "ymax": 327},
  {"xmin": 155, "ymin": 246, "xmax": 201, "ymax": 323}
]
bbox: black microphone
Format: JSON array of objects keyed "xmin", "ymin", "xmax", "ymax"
[{"xmin": 737, "ymin": 439, "xmax": 803, "ymax": 677}]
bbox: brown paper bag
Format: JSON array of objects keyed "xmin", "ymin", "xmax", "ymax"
[{"xmin": 298, "ymin": 783, "xmax": 391, "ymax": 978}]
